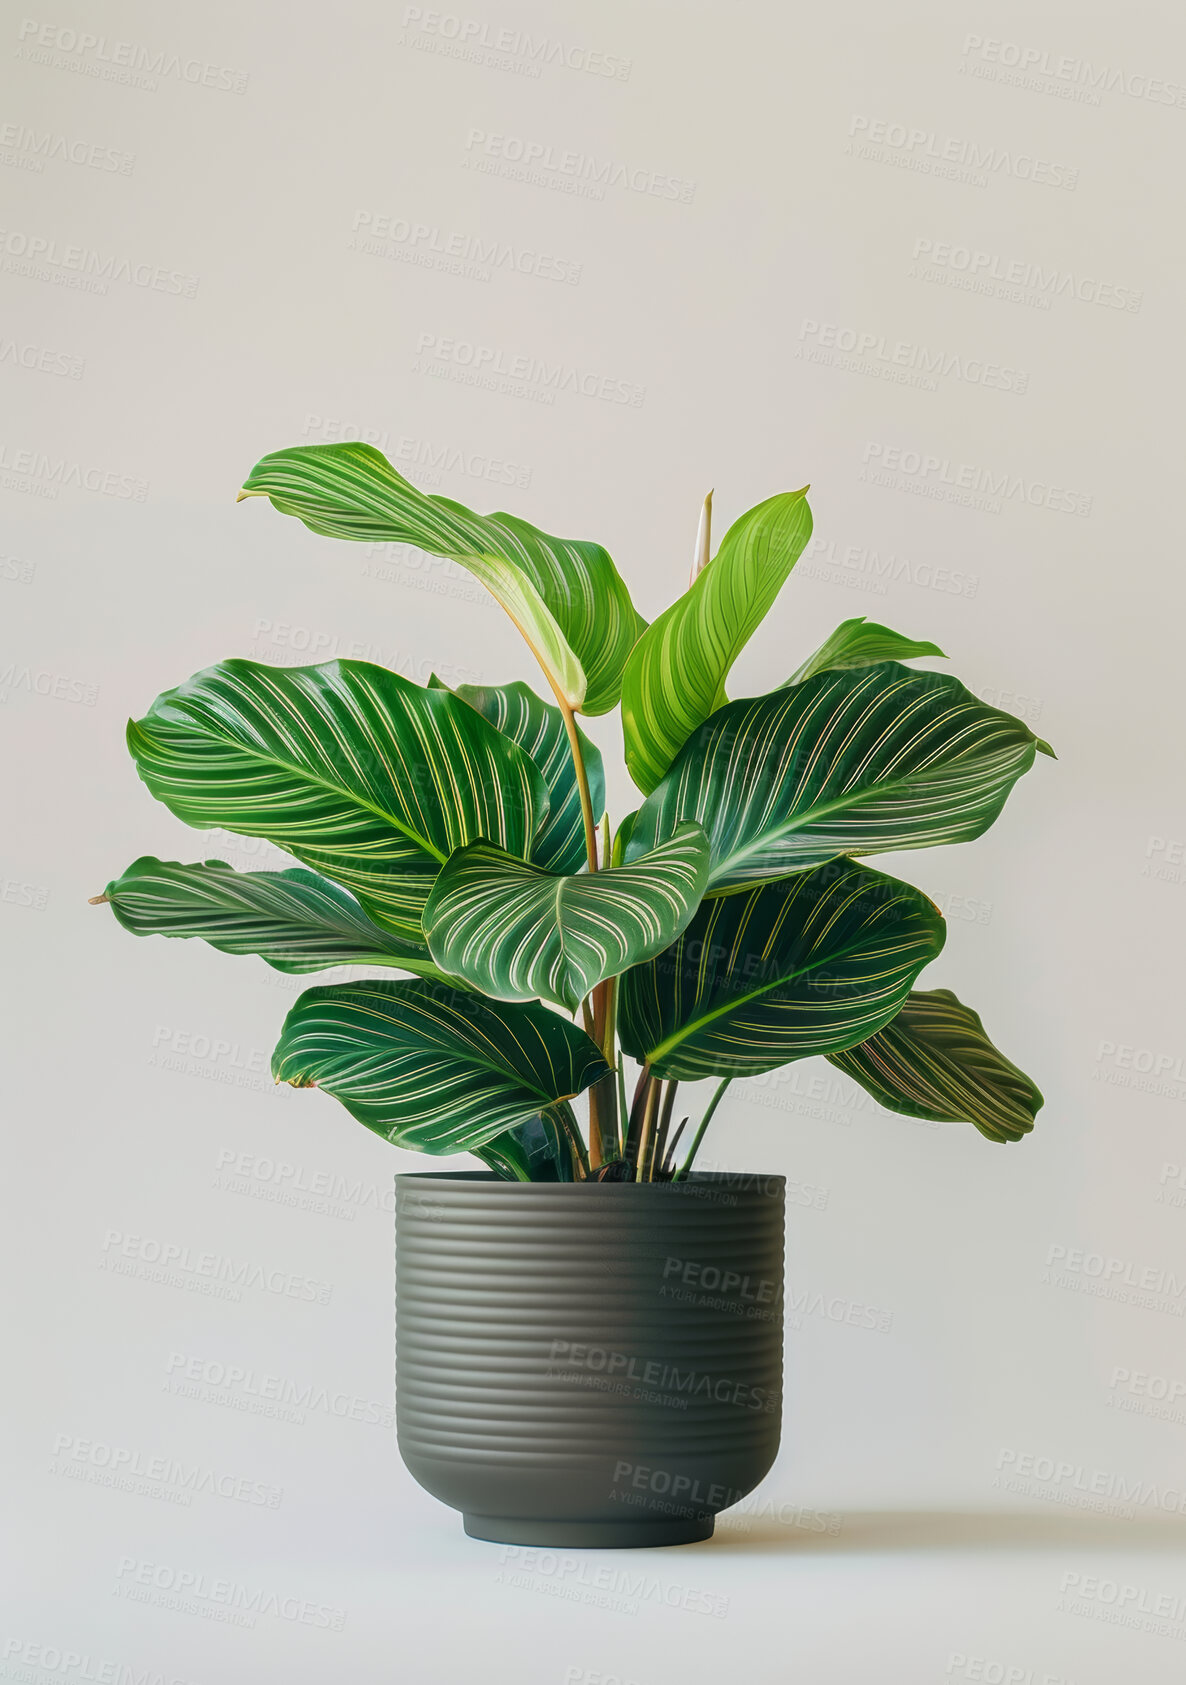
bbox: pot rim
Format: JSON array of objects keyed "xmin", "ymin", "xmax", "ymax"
[{"xmin": 396, "ymin": 1170, "xmax": 785, "ymax": 1191}]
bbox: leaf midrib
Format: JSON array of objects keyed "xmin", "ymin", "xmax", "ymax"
[
  {"xmin": 138, "ymin": 717, "xmax": 451, "ymax": 866},
  {"xmin": 644, "ymin": 906, "xmax": 928, "ymax": 1064}
]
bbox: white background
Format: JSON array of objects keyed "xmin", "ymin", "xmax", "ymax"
[{"xmin": 3, "ymin": 0, "xmax": 1185, "ymax": 1678}]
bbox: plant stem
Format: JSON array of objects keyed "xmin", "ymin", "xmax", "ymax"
[
  {"xmin": 636, "ymin": 1077, "xmax": 660, "ymax": 1183},
  {"xmin": 558, "ymin": 1107, "xmax": 590, "ymax": 1179},
  {"xmin": 557, "ymin": 699, "xmax": 599, "ymax": 875},
  {"xmin": 672, "ymin": 1079, "xmax": 731, "ymax": 1182},
  {"xmin": 652, "ymin": 1080, "xmax": 678, "ymax": 1179}
]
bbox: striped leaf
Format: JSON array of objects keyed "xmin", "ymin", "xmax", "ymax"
[
  {"xmin": 239, "ymin": 442, "xmax": 644, "ymax": 715},
  {"xmin": 626, "ymin": 663, "xmax": 1046, "ymax": 894},
  {"xmin": 95, "ymin": 856, "xmax": 450, "ymax": 978},
  {"xmin": 786, "ymin": 617, "xmax": 944, "ymax": 686},
  {"xmin": 431, "ymin": 676, "xmax": 605, "ymax": 875},
  {"xmin": 828, "ymin": 988, "xmax": 1043, "ymax": 1143},
  {"xmin": 423, "ymin": 824, "xmax": 710, "ymax": 1012},
  {"xmin": 272, "ymin": 979, "xmax": 610, "ymax": 1156},
  {"xmin": 620, "ymin": 488, "xmax": 813, "ymax": 792},
  {"xmin": 618, "ymin": 859, "xmax": 945, "ymax": 1081},
  {"xmin": 126, "ymin": 659, "xmax": 547, "ymax": 943}
]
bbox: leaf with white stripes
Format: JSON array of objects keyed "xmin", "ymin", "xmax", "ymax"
[
  {"xmin": 126, "ymin": 659, "xmax": 547, "ymax": 943},
  {"xmin": 626, "ymin": 663, "xmax": 1047, "ymax": 893},
  {"xmin": 618, "ymin": 859, "xmax": 945, "ymax": 1081},
  {"xmin": 430, "ymin": 676, "xmax": 605, "ymax": 875},
  {"xmin": 423, "ymin": 823, "xmax": 710, "ymax": 1013},
  {"xmin": 239, "ymin": 442, "xmax": 645, "ymax": 715},
  {"xmin": 828, "ymin": 988, "xmax": 1042, "ymax": 1143},
  {"xmin": 620, "ymin": 488, "xmax": 813, "ymax": 793},
  {"xmin": 785, "ymin": 617, "xmax": 945, "ymax": 686},
  {"xmin": 94, "ymin": 856, "xmax": 451, "ymax": 978},
  {"xmin": 272, "ymin": 979, "xmax": 610, "ymax": 1156}
]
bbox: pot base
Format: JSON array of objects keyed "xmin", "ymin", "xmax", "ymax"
[{"xmin": 463, "ymin": 1513, "xmax": 715, "ymax": 1549}]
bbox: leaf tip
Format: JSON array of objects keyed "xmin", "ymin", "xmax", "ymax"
[{"xmin": 1035, "ymin": 738, "xmax": 1057, "ymax": 759}]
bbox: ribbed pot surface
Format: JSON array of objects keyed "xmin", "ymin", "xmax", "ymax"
[{"xmin": 395, "ymin": 1171, "xmax": 785, "ymax": 1547}]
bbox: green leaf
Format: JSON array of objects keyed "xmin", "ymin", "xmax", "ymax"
[
  {"xmin": 272, "ymin": 979, "xmax": 610, "ymax": 1155},
  {"xmin": 95, "ymin": 856, "xmax": 452, "ymax": 978},
  {"xmin": 626, "ymin": 663, "xmax": 1045, "ymax": 894},
  {"xmin": 239, "ymin": 442, "xmax": 644, "ymax": 715},
  {"xmin": 620, "ymin": 488, "xmax": 813, "ymax": 793},
  {"xmin": 423, "ymin": 823, "xmax": 710, "ymax": 1013},
  {"xmin": 828, "ymin": 988, "xmax": 1043, "ymax": 1143},
  {"xmin": 618, "ymin": 858, "xmax": 945, "ymax": 1081},
  {"xmin": 431, "ymin": 677, "xmax": 605, "ymax": 875},
  {"xmin": 476, "ymin": 1108, "xmax": 579, "ymax": 1181},
  {"xmin": 786, "ymin": 617, "xmax": 945, "ymax": 686},
  {"xmin": 126, "ymin": 659, "xmax": 547, "ymax": 943}
]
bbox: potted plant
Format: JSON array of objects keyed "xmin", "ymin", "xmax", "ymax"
[{"xmin": 94, "ymin": 442, "xmax": 1048, "ymax": 1547}]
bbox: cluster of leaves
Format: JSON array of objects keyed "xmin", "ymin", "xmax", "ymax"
[{"xmin": 95, "ymin": 443, "xmax": 1048, "ymax": 1181}]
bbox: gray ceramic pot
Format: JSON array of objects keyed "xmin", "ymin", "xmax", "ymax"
[{"xmin": 395, "ymin": 1171, "xmax": 784, "ymax": 1548}]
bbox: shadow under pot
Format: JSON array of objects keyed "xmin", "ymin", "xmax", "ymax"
[{"xmin": 395, "ymin": 1171, "xmax": 785, "ymax": 1548}]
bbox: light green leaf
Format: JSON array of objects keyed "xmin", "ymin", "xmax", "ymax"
[
  {"xmin": 423, "ymin": 823, "xmax": 710, "ymax": 1013},
  {"xmin": 620, "ymin": 488, "xmax": 813, "ymax": 793},
  {"xmin": 272, "ymin": 979, "xmax": 610, "ymax": 1155},
  {"xmin": 618, "ymin": 859, "xmax": 945, "ymax": 1081},
  {"xmin": 126, "ymin": 659, "xmax": 547, "ymax": 943},
  {"xmin": 786, "ymin": 617, "xmax": 945, "ymax": 686},
  {"xmin": 95, "ymin": 856, "xmax": 451, "ymax": 978},
  {"xmin": 626, "ymin": 663, "xmax": 1045, "ymax": 894},
  {"xmin": 239, "ymin": 442, "xmax": 644, "ymax": 714},
  {"xmin": 828, "ymin": 988, "xmax": 1042, "ymax": 1143},
  {"xmin": 431, "ymin": 676, "xmax": 605, "ymax": 875}
]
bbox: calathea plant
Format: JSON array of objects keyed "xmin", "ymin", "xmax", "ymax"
[{"xmin": 94, "ymin": 443, "xmax": 1049, "ymax": 1181}]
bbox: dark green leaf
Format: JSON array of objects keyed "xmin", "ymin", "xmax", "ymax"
[
  {"xmin": 828, "ymin": 988, "xmax": 1043, "ymax": 1143},
  {"xmin": 618, "ymin": 858, "xmax": 945, "ymax": 1080},
  {"xmin": 626, "ymin": 664, "xmax": 1045, "ymax": 893},
  {"xmin": 272, "ymin": 979, "xmax": 611, "ymax": 1154}
]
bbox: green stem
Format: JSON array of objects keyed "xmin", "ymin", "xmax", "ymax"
[
  {"xmin": 555, "ymin": 696, "xmax": 598, "ymax": 875},
  {"xmin": 559, "ymin": 1107, "xmax": 590, "ymax": 1180},
  {"xmin": 672, "ymin": 1079, "xmax": 731, "ymax": 1182}
]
